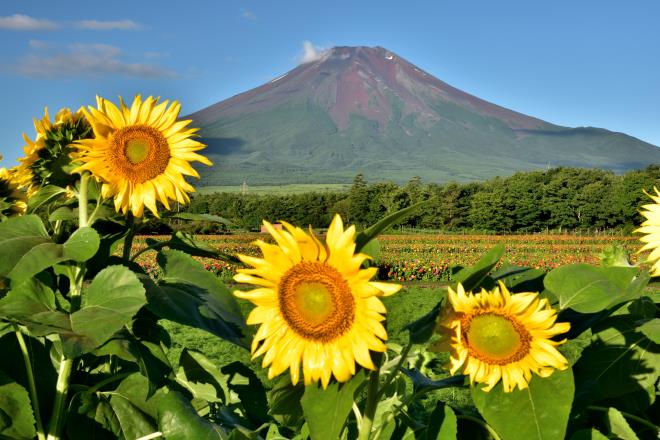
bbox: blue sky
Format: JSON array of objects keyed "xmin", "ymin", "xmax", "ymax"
[{"xmin": 1, "ymin": 0, "xmax": 659, "ymax": 164}]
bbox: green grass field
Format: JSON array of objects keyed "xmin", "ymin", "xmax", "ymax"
[{"xmin": 197, "ymin": 183, "xmax": 350, "ymax": 195}]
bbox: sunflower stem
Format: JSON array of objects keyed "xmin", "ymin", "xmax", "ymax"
[
  {"xmin": 377, "ymin": 340, "xmax": 412, "ymax": 399},
  {"xmin": 123, "ymin": 212, "xmax": 135, "ymax": 261},
  {"xmin": 587, "ymin": 405, "xmax": 659, "ymax": 434},
  {"xmin": 358, "ymin": 368, "xmax": 381, "ymax": 440},
  {"xmin": 456, "ymin": 415, "xmax": 502, "ymax": 440},
  {"xmin": 78, "ymin": 173, "xmax": 89, "ymax": 228},
  {"xmin": 14, "ymin": 325, "xmax": 46, "ymax": 440},
  {"xmin": 46, "ymin": 177, "xmax": 89, "ymax": 440}
]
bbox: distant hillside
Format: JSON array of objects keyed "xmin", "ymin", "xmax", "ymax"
[{"xmin": 190, "ymin": 46, "xmax": 660, "ymax": 185}]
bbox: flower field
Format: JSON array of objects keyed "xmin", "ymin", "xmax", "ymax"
[{"xmin": 133, "ymin": 232, "xmax": 641, "ymax": 282}]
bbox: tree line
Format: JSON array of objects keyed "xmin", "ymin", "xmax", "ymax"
[{"xmin": 177, "ymin": 166, "xmax": 660, "ymax": 233}]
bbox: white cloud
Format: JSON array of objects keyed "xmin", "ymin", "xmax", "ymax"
[
  {"xmin": 75, "ymin": 19, "xmax": 142, "ymax": 30},
  {"xmin": 0, "ymin": 15, "xmax": 143, "ymax": 31},
  {"xmin": 0, "ymin": 14, "xmax": 58, "ymax": 31},
  {"xmin": 240, "ymin": 9, "xmax": 257, "ymax": 21},
  {"xmin": 15, "ymin": 42, "xmax": 177, "ymax": 79},
  {"xmin": 298, "ymin": 41, "xmax": 327, "ymax": 64}
]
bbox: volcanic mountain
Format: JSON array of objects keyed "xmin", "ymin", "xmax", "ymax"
[{"xmin": 190, "ymin": 46, "xmax": 660, "ymax": 185}]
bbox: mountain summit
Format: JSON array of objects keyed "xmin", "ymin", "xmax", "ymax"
[{"xmin": 191, "ymin": 46, "xmax": 660, "ymax": 185}]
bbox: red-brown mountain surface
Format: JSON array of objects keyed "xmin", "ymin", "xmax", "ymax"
[{"xmin": 190, "ymin": 46, "xmax": 660, "ymax": 185}]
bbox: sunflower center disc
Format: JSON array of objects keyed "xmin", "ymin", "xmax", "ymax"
[
  {"xmin": 126, "ymin": 138, "xmax": 150, "ymax": 164},
  {"xmin": 111, "ymin": 125, "xmax": 171, "ymax": 183},
  {"xmin": 466, "ymin": 313, "xmax": 528, "ymax": 362},
  {"xmin": 279, "ymin": 261, "xmax": 355, "ymax": 342}
]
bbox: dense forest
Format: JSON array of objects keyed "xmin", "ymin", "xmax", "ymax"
[{"xmin": 175, "ymin": 166, "xmax": 660, "ymax": 234}]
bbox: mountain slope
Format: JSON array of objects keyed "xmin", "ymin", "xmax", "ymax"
[{"xmin": 190, "ymin": 46, "xmax": 660, "ymax": 185}]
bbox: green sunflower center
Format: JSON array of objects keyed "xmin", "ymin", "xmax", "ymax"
[
  {"xmin": 294, "ymin": 281, "xmax": 336, "ymax": 325},
  {"xmin": 279, "ymin": 261, "xmax": 355, "ymax": 342},
  {"xmin": 464, "ymin": 312, "xmax": 531, "ymax": 364},
  {"xmin": 126, "ymin": 138, "xmax": 150, "ymax": 164}
]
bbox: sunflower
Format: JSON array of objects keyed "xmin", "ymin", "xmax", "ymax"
[
  {"xmin": 636, "ymin": 187, "xmax": 660, "ymax": 276},
  {"xmin": 0, "ymin": 159, "xmax": 27, "ymax": 219},
  {"xmin": 14, "ymin": 107, "xmax": 92, "ymax": 197},
  {"xmin": 436, "ymin": 282, "xmax": 570, "ymax": 392},
  {"xmin": 233, "ymin": 215, "xmax": 401, "ymax": 388},
  {"xmin": 72, "ymin": 95, "xmax": 212, "ymax": 217}
]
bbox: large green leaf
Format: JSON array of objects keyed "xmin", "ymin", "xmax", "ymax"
[
  {"xmin": 424, "ymin": 402, "xmax": 457, "ymax": 440},
  {"xmin": 0, "ymin": 215, "xmax": 50, "ymax": 279},
  {"xmin": 178, "ymin": 348, "xmax": 230, "ymax": 404},
  {"xmin": 403, "ymin": 369, "xmax": 466, "ymax": 395},
  {"xmin": 268, "ymin": 377, "xmax": 304, "ymax": 428},
  {"xmin": 300, "ymin": 370, "xmax": 366, "ymax": 440},
  {"xmin": 0, "ymin": 218, "xmax": 100, "ymax": 284},
  {"xmin": 0, "ymin": 278, "xmax": 70, "ymax": 335},
  {"xmin": 0, "ymin": 371, "xmax": 37, "ymax": 439},
  {"xmin": 63, "ymin": 266, "xmax": 146, "ymax": 357},
  {"xmin": 638, "ymin": 318, "xmax": 660, "ymax": 344},
  {"xmin": 221, "ymin": 361, "xmax": 269, "ymax": 426},
  {"xmin": 607, "ymin": 408, "xmax": 639, "ymax": 440},
  {"xmin": 471, "ymin": 368, "xmax": 574, "ymax": 440},
  {"xmin": 570, "ymin": 429, "xmax": 609, "ymax": 440},
  {"xmin": 26, "ymin": 185, "xmax": 67, "ymax": 212},
  {"xmin": 354, "ymin": 201, "xmax": 425, "ymax": 251},
  {"xmin": 574, "ymin": 315, "xmax": 660, "ymax": 403},
  {"xmin": 145, "ymin": 250, "xmax": 246, "ymax": 346},
  {"xmin": 157, "ymin": 390, "xmax": 225, "ymax": 440},
  {"xmin": 452, "ymin": 244, "xmax": 505, "ymax": 292},
  {"xmin": 544, "ymin": 264, "xmax": 648, "ymax": 313},
  {"xmin": 144, "ymin": 232, "xmax": 241, "ymax": 262}
]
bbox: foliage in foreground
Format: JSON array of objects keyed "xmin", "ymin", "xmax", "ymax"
[{"xmin": 0, "ymin": 96, "xmax": 657, "ymax": 440}]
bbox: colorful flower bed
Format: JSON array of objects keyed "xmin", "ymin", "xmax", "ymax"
[{"xmin": 133, "ymin": 233, "xmax": 640, "ymax": 282}]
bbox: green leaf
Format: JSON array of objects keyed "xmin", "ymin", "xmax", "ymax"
[
  {"xmin": 544, "ymin": 264, "xmax": 647, "ymax": 313},
  {"xmin": 62, "ymin": 227, "xmax": 100, "ymax": 262},
  {"xmin": 638, "ymin": 318, "xmax": 660, "ymax": 344},
  {"xmin": 0, "ymin": 215, "xmax": 50, "ymax": 280},
  {"xmin": 471, "ymin": 368, "xmax": 574, "ymax": 440},
  {"xmin": 165, "ymin": 212, "xmax": 232, "ymax": 224},
  {"xmin": 145, "ymin": 250, "xmax": 246, "ymax": 347},
  {"xmin": 574, "ymin": 315, "xmax": 660, "ymax": 403},
  {"xmin": 63, "ymin": 266, "xmax": 146, "ymax": 357},
  {"xmin": 607, "ymin": 408, "xmax": 639, "ymax": 440},
  {"xmin": 0, "ymin": 278, "xmax": 70, "ymax": 335},
  {"xmin": 49, "ymin": 206, "xmax": 76, "ymax": 222},
  {"xmin": 405, "ymin": 303, "xmax": 441, "ymax": 344},
  {"xmin": 157, "ymin": 390, "xmax": 224, "ymax": 440},
  {"xmin": 108, "ymin": 394, "xmax": 157, "ymax": 440},
  {"xmin": 570, "ymin": 429, "xmax": 609, "ymax": 440},
  {"xmin": 360, "ymin": 239, "xmax": 381, "ymax": 265},
  {"xmin": 221, "ymin": 361, "xmax": 269, "ymax": 425},
  {"xmin": 178, "ymin": 348, "xmax": 230, "ymax": 404},
  {"xmin": 452, "ymin": 244, "xmax": 505, "ymax": 292},
  {"xmin": 268, "ymin": 376, "xmax": 304, "ymax": 427},
  {"xmin": 355, "ymin": 201, "xmax": 426, "ymax": 251},
  {"xmin": 147, "ymin": 232, "xmax": 241, "ymax": 262},
  {"xmin": 424, "ymin": 402, "xmax": 457, "ymax": 440},
  {"xmin": 492, "ymin": 265, "xmax": 546, "ymax": 293},
  {"xmin": 300, "ymin": 370, "xmax": 366, "ymax": 440},
  {"xmin": 26, "ymin": 185, "xmax": 67, "ymax": 212},
  {"xmin": 1, "ymin": 220, "xmax": 99, "ymax": 284},
  {"xmin": 0, "ymin": 370, "xmax": 37, "ymax": 439},
  {"xmin": 403, "ymin": 369, "xmax": 466, "ymax": 394}
]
